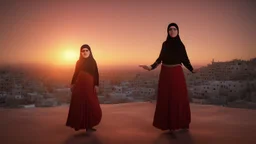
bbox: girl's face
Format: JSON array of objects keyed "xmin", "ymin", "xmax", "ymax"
[
  {"xmin": 168, "ymin": 26, "xmax": 178, "ymax": 38},
  {"xmin": 81, "ymin": 48, "xmax": 90, "ymax": 58}
]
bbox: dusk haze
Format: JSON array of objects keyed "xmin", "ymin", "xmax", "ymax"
[{"xmin": 0, "ymin": 0, "xmax": 255, "ymax": 68}]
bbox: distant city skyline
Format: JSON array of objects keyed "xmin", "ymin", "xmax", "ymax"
[{"xmin": 0, "ymin": 0, "xmax": 255, "ymax": 67}]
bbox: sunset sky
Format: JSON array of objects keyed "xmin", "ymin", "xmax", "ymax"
[{"xmin": 0, "ymin": 0, "xmax": 255, "ymax": 68}]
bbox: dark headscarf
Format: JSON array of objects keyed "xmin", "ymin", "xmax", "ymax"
[
  {"xmin": 166, "ymin": 23, "xmax": 182, "ymax": 43},
  {"xmin": 164, "ymin": 23, "xmax": 184, "ymax": 51},
  {"xmin": 76, "ymin": 44, "xmax": 97, "ymax": 77}
]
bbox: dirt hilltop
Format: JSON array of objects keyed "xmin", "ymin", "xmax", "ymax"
[{"xmin": 1, "ymin": 102, "xmax": 256, "ymax": 144}]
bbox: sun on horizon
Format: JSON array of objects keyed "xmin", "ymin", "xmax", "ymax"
[{"xmin": 62, "ymin": 49, "xmax": 78, "ymax": 64}]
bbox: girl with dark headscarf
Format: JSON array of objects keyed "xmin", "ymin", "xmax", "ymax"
[
  {"xmin": 66, "ymin": 44, "xmax": 102, "ymax": 132},
  {"xmin": 140, "ymin": 23, "xmax": 198, "ymax": 133}
]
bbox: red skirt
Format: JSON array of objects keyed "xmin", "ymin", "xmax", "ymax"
[
  {"xmin": 153, "ymin": 65, "xmax": 191, "ymax": 130},
  {"xmin": 66, "ymin": 71, "xmax": 102, "ymax": 131}
]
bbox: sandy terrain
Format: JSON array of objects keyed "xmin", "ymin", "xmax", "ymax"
[{"xmin": 1, "ymin": 102, "xmax": 256, "ymax": 144}]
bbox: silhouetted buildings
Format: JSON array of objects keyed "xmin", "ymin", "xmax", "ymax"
[{"xmin": 0, "ymin": 58, "xmax": 256, "ymax": 109}]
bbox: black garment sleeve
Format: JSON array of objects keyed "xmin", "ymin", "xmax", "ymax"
[
  {"xmin": 71, "ymin": 61, "xmax": 79, "ymax": 85},
  {"xmin": 151, "ymin": 43, "xmax": 164, "ymax": 70},
  {"xmin": 94, "ymin": 61, "xmax": 99, "ymax": 86},
  {"xmin": 180, "ymin": 44, "xmax": 194, "ymax": 72}
]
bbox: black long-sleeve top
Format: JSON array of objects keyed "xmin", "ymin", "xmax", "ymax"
[
  {"xmin": 151, "ymin": 42, "xmax": 194, "ymax": 72},
  {"xmin": 71, "ymin": 60, "xmax": 99, "ymax": 86}
]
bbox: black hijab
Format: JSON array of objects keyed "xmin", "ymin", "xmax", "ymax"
[
  {"xmin": 76, "ymin": 44, "xmax": 97, "ymax": 77},
  {"xmin": 165, "ymin": 23, "xmax": 184, "ymax": 49}
]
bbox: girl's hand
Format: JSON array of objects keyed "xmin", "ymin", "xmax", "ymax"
[
  {"xmin": 192, "ymin": 68, "xmax": 200, "ymax": 73},
  {"xmin": 95, "ymin": 86, "xmax": 99, "ymax": 94},
  {"xmin": 139, "ymin": 65, "xmax": 151, "ymax": 71}
]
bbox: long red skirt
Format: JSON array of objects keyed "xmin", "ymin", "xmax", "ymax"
[
  {"xmin": 66, "ymin": 71, "xmax": 102, "ymax": 131},
  {"xmin": 153, "ymin": 65, "xmax": 191, "ymax": 130}
]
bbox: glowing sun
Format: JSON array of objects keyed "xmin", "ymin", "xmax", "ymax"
[{"xmin": 63, "ymin": 50, "xmax": 77, "ymax": 63}]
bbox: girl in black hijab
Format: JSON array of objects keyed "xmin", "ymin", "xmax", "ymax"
[
  {"xmin": 66, "ymin": 44, "xmax": 102, "ymax": 133},
  {"xmin": 140, "ymin": 23, "xmax": 198, "ymax": 133}
]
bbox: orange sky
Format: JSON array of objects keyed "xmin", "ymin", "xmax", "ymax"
[{"xmin": 0, "ymin": 0, "xmax": 255, "ymax": 68}]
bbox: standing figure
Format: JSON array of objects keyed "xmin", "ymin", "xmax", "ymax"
[
  {"xmin": 139, "ymin": 23, "xmax": 198, "ymax": 132},
  {"xmin": 66, "ymin": 44, "xmax": 102, "ymax": 132}
]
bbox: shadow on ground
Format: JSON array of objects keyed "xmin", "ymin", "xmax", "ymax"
[{"xmin": 64, "ymin": 132, "xmax": 103, "ymax": 144}]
